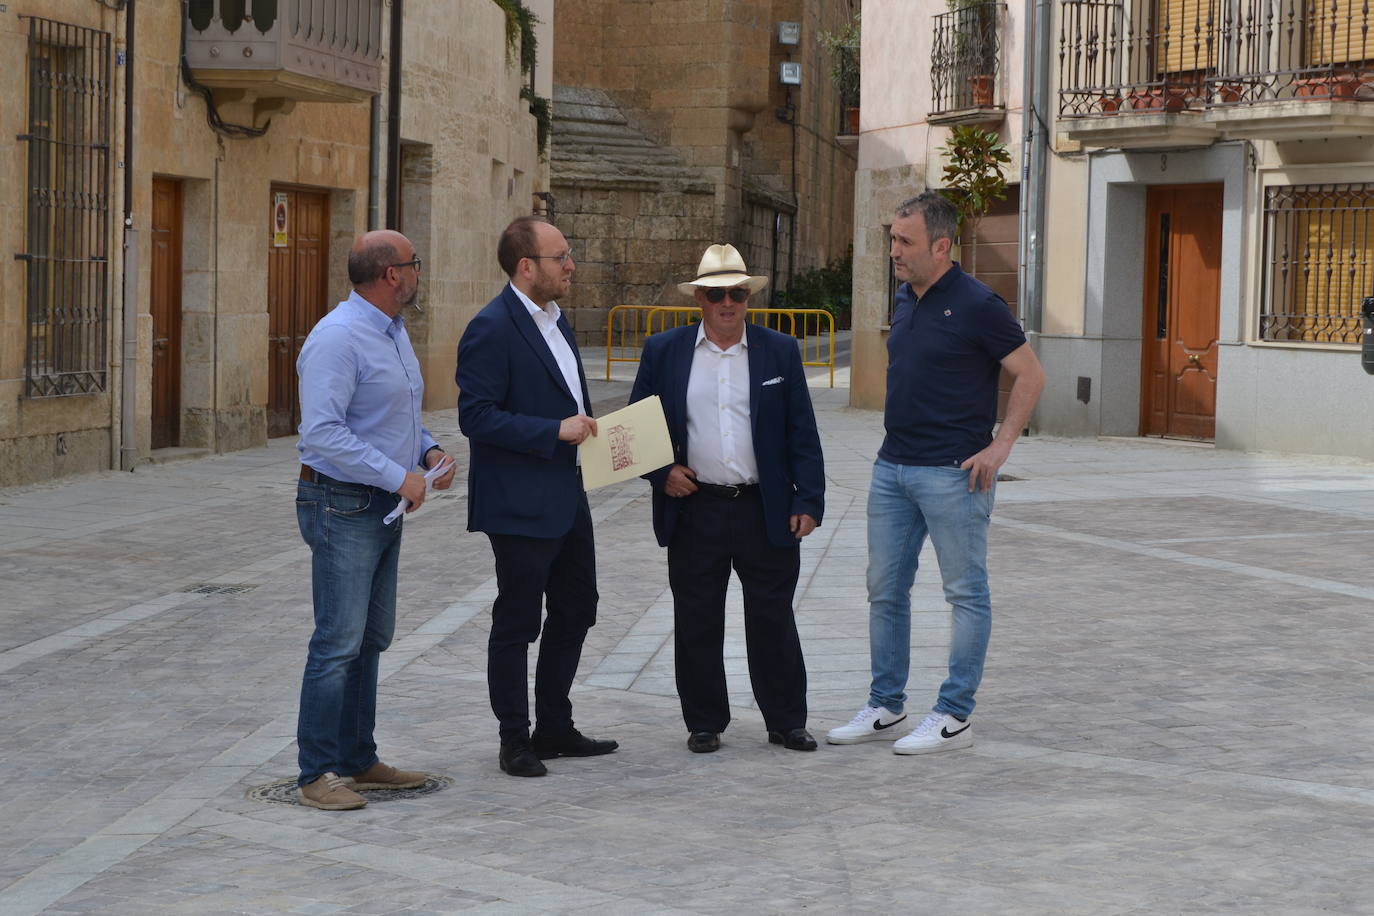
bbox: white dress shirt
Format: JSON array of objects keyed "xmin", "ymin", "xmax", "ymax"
[
  {"xmin": 685, "ymin": 325, "xmax": 758, "ymax": 485},
  {"xmin": 511, "ymin": 282, "xmax": 586, "ymax": 417}
]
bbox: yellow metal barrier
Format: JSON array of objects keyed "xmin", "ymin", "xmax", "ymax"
[{"xmin": 605, "ymin": 305, "xmax": 835, "ymax": 387}]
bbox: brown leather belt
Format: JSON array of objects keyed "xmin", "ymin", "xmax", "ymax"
[
  {"xmin": 694, "ymin": 482, "xmax": 759, "ymax": 499},
  {"xmin": 299, "ymin": 464, "xmax": 385, "ymax": 492}
]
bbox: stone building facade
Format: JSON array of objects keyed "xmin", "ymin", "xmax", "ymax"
[
  {"xmin": 550, "ymin": 0, "xmax": 859, "ymax": 343},
  {"xmin": 1, "ymin": 0, "xmax": 548, "ymax": 486}
]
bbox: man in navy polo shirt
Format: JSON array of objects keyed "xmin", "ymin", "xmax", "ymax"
[{"xmin": 827, "ymin": 191, "xmax": 1044, "ymax": 755}]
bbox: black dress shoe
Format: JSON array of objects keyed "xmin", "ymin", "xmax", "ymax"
[
  {"xmin": 687, "ymin": 731, "xmax": 721, "ymax": 753},
  {"xmin": 499, "ymin": 740, "xmax": 548, "ymax": 777},
  {"xmin": 529, "ymin": 727, "xmax": 619, "ymax": 760},
  {"xmin": 768, "ymin": 727, "xmax": 818, "ymax": 751}
]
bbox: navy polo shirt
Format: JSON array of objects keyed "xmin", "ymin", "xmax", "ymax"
[{"xmin": 880, "ymin": 263, "xmax": 1027, "ymax": 466}]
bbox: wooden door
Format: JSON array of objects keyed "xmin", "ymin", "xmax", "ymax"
[
  {"xmin": 150, "ymin": 178, "xmax": 182, "ymax": 449},
  {"xmin": 267, "ymin": 187, "xmax": 330, "ymax": 438},
  {"xmin": 962, "ymin": 188, "xmax": 1020, "ymax": 422},
  {"xmin": 1140, "ymin": 184, "xmax": 1222, "ymax": 439}
]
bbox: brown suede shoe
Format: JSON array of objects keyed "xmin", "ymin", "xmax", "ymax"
[
  {"xmin": 343, "ymin": 761, "xmax": 426, "ymax": 790},
  {"xmin": 298, "ymin": 772, "xmax": 367, "ymax": 810}
]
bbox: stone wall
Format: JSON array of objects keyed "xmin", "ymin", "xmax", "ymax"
[
  {"xmin": 0, "ymin": 0, "xmax": 543, "ymax": 486},
  {"xmin": 551, "ymin": 0, "xmax": 858, "ymax": 347}
]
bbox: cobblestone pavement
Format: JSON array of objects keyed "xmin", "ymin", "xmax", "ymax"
[{"xmin": 2, "ymin": 352, "xmax": 1374, "ymax": 914}]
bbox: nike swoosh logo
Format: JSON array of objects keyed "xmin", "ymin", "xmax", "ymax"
[
  {"xmin": 940, "ymin": 723, "xmax": 971, "ymax": 739},
  {"xmin": 872, "ymin": 716, "xmax": 906, "ymax": 731}
]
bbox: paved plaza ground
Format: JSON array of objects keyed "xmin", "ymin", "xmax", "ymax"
[{"xmin": 2, "ymin": 351, "xmax": 1373, "ymax": 914}]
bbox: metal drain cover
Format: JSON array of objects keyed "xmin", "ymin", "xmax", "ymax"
[
  {"xmin": 183, "ymin": 584, "xmax": 259, "ymax": 596},
  {"xmin": 247, "ymin": 774, "xmax": 452, "ymax": 806}
]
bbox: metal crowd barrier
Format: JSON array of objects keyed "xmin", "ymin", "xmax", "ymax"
[{"xmin": 605, "ymin": 305, "xmax": 835, "ymax": 387}]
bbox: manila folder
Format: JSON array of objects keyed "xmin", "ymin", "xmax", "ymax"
[{"xmin": 579, "ymin": 395, "xmax": 674, "ymax": 490}]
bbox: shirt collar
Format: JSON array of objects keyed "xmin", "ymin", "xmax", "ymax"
[
  {"xmin": 510, "ymin": 281, "xmax": 561, "ymax": 323},
  {"xmin": 694, "ymin": 322, "xmax": 748, "ymax": 352},
  {"xmin": 349, "ymin": 289, "xmax": 403, "ymax": 335}
]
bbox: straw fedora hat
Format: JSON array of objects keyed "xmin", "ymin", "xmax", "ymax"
[{"xmin": 676, "ymin": 243, "xmax": 770, "ymax": 296}]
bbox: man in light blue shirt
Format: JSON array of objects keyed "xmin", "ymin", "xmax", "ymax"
[{"xmin": 294, "ymin": 229, "xmax": 454, "ymax": 810}]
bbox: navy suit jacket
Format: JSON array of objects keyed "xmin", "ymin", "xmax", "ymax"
[
  {"xmin": 629, "ymin": 321, "xmax": 825, "ymax": 549},
  {"xmin": 456, "ymin": 284, "xmax": 592, "ymax": 538}
]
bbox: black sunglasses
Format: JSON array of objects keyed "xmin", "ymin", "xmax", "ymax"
[{"xmin": 704, "ymin": 287, "xmax": 750, "ymax": 304}]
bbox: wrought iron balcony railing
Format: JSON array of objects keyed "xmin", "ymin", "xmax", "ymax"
[
  {"xmin": 833, "ymin": 45, "xmax": 860, "ymax": 135},
  {"xmin": 932, "ymin": 1, "xmax": 1006, "ymax": 114},
  {"xmin": 184, "ymin": 0, "xmax": 383, "ymax": 103},
  {"xmin": 1059, "ymin": 0, "xmax": 1374, "ymax": 118}
]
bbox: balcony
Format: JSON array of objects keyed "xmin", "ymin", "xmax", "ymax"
[
  {"xmin": 184, "ymin": 0, "xmax": 383, "ymax": 104},
  {"xmin": 1056, "ymin": 0, "xmax": 1219, "ymax": 147},
  {"xmin": 1203, "ymin": 0, "xmax": 1374, "ymax": 139},
  {"xmin": 1057, "ymin": 0, "xmax": 1374, "ymax": 148},
  {"xmin": 930, "ymin": 1, "xmax": 1006, "ymax": 125}
]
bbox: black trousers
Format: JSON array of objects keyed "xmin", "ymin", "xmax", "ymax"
[
  {"xmin": 486, "ymin": 498, "xmax": 598, "ymax": 743},
  {"xmin": 666, "ymin": 488, "xmax": 807, "ymax": 734}
]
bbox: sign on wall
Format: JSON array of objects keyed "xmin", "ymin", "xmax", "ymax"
[{"xmin": 273, "ymin": 192, "xmax": 289, "ymax": 248}]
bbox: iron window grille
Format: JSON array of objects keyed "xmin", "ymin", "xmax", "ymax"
[
  {"xmin": 739, "ymin": 196, "xmax": 796, "ymax": 308},
  {"xmin": 20, "ymin": 17, "xmax": 112, "ymax": 397},
  {"xmin": 832, "ymin": 45, "xmax": 860, "ymax": 135},
  {"xmin": 932, "ymin": 1, "xmax": 1005, "ymax": 113},
  {"xmin": 886, "ymin": 225, "xmax": 899, "ymax": 325},
  {"xmin": 1261, "ymin": 183, "xmax": 1372, "ymax": 344}
]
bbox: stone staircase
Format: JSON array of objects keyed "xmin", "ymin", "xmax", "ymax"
[{"xmin": 551, "ymin": 85, "xmax": 713, "ymax": 192}]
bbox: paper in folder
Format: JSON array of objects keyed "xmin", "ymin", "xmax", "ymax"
[{"xmin": 579, "ymin": 395, "xmax": 674, "ymax": 490}]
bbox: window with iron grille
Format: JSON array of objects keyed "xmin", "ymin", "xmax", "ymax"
[
  {"xmin": 738, "ymin": 197, "xmax": 794, "ymax": 308},
  {"xmin": 886, "ymin": 224, "xmax": 899, "ymax": 325},
  {"xmin": 21, "ymin": 18, "xmax": 112, "ymax": 397},
  {"xmin": 1261, "ymin": 184, "xmax": 1372, "ymax": 345}
]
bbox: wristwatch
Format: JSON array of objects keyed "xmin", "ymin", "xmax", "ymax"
[{"xmin": 423, "ymin": 445, "xmax": 446, "ymax": 464}]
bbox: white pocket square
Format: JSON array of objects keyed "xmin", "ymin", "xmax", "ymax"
[{"xmin": 762, "ymin": 376, "xmax": 784, "ymax": 386}]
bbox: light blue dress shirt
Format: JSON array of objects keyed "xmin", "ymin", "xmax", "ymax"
[{"xmin": 296, "ymin": 290, "xmax": 437, "ymax": 493}]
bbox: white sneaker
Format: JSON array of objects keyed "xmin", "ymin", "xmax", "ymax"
[
  {"xmin": 893, "ymin": 711, "xmax": 973, "ymax": 755},
  {"xmin": 825, "ymin": 706, "xmax": 908, "ymax": 744}
]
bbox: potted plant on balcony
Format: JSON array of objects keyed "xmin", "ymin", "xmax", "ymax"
[
  {"xmin": 938, "ymin": 125, "xmax": 1011, "ymax": 265},
  {"xmin": 1294, "ymin": 70, "xmax": 1365, "ymax": 99},
  {"xmin": 949, "ymin": 0, "xmax": 998, "ymax": 108},
  {"xmin": 819, "ymin": 13, "xmax": 861, "ymax": 134}
]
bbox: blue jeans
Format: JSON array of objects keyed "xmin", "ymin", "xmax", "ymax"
[
  {"xmin": 866, "ymin": 457, "xmax": 994, "ymax": 719},
  {"xmin": 295, "ymin": 477, "xmax": 402, "ymax": 786}
]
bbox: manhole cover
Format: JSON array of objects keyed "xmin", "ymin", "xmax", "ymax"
[{"xmin": 247, "ymin": 774, "xmax": 452, "ymax": 806}]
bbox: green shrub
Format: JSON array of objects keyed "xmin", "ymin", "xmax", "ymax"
[{"xmin": 772, "ymin": 247, "xmax": 853, "ymax": 326}]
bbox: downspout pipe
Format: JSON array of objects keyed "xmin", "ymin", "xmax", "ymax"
[
  {"xmin": 1018, "ymin": 0, "xmax": 1052, "ymax": 335},
  {"xmin": 119, "ymin": 0, "xmax": 138, "ymax": 470},
  {"xmin": 385, "ymin": 0, "xmax": 403, "ymax": 229},
  {"xmin": 368, "ymin": 96, "xmax": 381, "ymax": 230}
]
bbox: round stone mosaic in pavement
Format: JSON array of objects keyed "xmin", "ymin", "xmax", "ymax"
[{"xmin": 247, "ymin": 774, "xmax": 452, "ymax": 806}]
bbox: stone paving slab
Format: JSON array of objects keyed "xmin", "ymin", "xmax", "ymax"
[{"xmin": 2, "ymin": 363, "xmax": 1374, "ymax": 913}]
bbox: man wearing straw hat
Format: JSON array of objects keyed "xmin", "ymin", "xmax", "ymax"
[{"xmin": 629, "ymin": 243, "xmax": 825, "ymax": 754}]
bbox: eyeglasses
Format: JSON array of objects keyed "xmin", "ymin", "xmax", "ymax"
[
  {"xmin": 389, "ymin": 257, "xmax": 422, "ymax": 272},
  {"xmin": 527, "ymin": 250, "xmax": 574, "ymax": 266},
  {"xmin": 703, "ymin": 287, "xmax": 750, "ymax": 304}
]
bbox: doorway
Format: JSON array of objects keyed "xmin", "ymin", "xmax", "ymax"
[
  {"xmin": 266, "ymin": 186, "xmax": 330, "ymax": 438},
  {"xmin": 150, "ymin": 178, "xmax": 183, "ymax": 449},
  {"xmin": 1140, "ymin": 184, "xmax": 1222, "ymax": 439}
]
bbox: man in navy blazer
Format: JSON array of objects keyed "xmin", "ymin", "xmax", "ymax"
[
  {"xmin": 456, "ymin": 216, "xmax": 618, "ymax": 777},
  {"xmin": 629, "ymin": 244, "xmax": 825, "ymax": 754}
]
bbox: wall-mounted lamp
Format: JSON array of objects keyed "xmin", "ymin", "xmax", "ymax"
[
  {"xmin": 777, "ymin": 21, "xmax": 801, "ymax": 45},
  {"xmin": 779, "ymin": 62, "xmax": 802, "ymax": 86}
]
